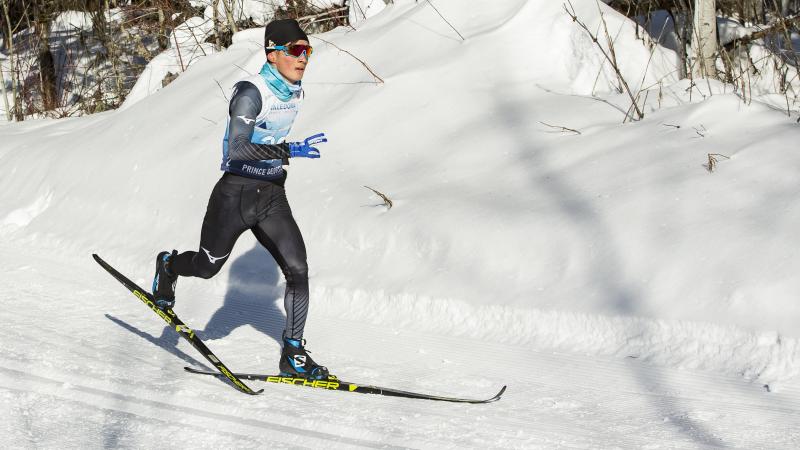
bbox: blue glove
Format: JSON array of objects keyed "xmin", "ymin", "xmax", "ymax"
[{"xmin": 289, "ymin": 133, "xmax": 327, "ymax": 159}]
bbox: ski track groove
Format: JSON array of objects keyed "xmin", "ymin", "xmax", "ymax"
[
  {"xmin": 0, "ymin": 385, "xmax": 299, "ymax": 449},
  {"xmin": 0, "ymin": 366, "xmax": 408, "ymax": 449}
]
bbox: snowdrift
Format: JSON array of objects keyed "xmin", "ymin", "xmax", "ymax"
[{"xmin": 2, "ymin": 0, "xmax": 799, "ymax": 388}]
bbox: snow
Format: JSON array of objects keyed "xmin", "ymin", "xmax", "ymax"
[
  {"xmin": 717, "ymin": 17, "xmax": 759, "ymax": 45},
  {"xmin": 51, "ymin": 11, "xmax": 94, "ymax": 33},
  {"xmin": 2, "ymin": 0, "xmax": 800, "ymax": 447}
]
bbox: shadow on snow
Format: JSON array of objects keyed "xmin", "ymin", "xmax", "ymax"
[{"xmin": 105, "ymin": 244, "xmax": 288, "ymax": 369}]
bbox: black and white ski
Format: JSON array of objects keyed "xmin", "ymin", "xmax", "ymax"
[
  {"xmin": 184, "ymin": 366, "xmax": 506, "ymax": 404},
  {"xmin": 93, "ymin": 254, "xmax": 263, "ymax": 395}
]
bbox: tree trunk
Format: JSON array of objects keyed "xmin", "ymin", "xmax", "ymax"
[
  {"xmin": 34, "ymin": 7, "xmax": 57, "ymax": 111},
  {"xmin": 212, "ymin": 0, "xmax": 222, "ymax": 51},
  {"xmin": 3, "ymin": 0, "xmax": 22, "ymax": 120},
  {"xmin": 0, "ymin": 0, "xmax": 10, "ymax": 120},
  {"xmin": 222, "ymin": 0, "xmax": 238, "ymax": 34},
  {"xmin": 102, "ymin": 0, "xmax": 125, "ymax": 105},
  {"xmin": 692, "ymin": 0, "xmax": 718, "ymax": 79},
  {"xmin": 0, "ymin": 54, "xmax": 10, "ymax": 121},
  {"xmin": 157, "ymin": 6, "xmax": 168, "ymax": 49}
]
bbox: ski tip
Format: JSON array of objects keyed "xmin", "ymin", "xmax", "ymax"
[{"xmin": 486, "ymin": 385, "xmax": 507, "ymax": 403}]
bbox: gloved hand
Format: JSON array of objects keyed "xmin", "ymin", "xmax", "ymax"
[{"xmin": 288, "ymin": 133, "xmax": 327, "ymax": 158}]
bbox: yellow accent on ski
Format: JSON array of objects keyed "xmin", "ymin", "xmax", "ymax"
[{"xmin": 132, "ymin": 289, "xmax": 195, "ymax": 338}]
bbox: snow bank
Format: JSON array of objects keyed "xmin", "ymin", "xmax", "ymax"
[
  {"xmin": 313, "ymin": 285, "xmax": 800, "ymax": 390},
  {"xmin": 51, "ymin": 11, "xmax": 93, "ymax": 33},
  {"xmin": 2, "ymin": 0, "xmax": 800, "ymax": 388},
  {"xmin": 122, "ymin": 17, "xmax": 217, "ymax": 108}
]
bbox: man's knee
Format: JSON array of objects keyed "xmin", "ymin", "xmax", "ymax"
[
  {"xmin": 195, "ymin": 263, "xmax": 222, "ymax": 279},
  {"xmin": 284, "ymin": 260, "xmax": 308, "ymax": 283}
]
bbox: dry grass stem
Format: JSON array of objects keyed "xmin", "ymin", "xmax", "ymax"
[
  {"xmin": 693, "ymin": 125, "xmax": 707, "ymax": 138},
  {"xmin": 538, "ymin": 121, "xmax": 582, "ymax": 135},
  {"xmin": 424, "ymin": 0, "xmax": 465, "ymax": 41},
  {"xmin": 564, "ymin": 0, "xmax": 644, "ymax": 121},
  {"xmin": 364, "ymin": 185, "xmax": 394, "ymax": 210},
  {"xmin": 705, "ymin": 153, "xmax": 730, "ymax": 172}
]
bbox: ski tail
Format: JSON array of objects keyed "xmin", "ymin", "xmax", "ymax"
[
  {"xmin": 184, "ymin": 366, "xmax": 506, "ymax": 403},
  {"xmin": 93, "ymin": 254, "xmax": 263, "ymax": 395}
]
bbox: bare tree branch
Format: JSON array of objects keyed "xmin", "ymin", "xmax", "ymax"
[
  {"xmin": 424, "ymin": 0, "xmax": 465, "ymax": 41},
  {"xmin": 538, "ymin": 121, "xmax": 581, "ymax": 135},
  {"xmin": 311, "ymin": 35, "xmax": 384, "ymax": 83},
  {"xmin": 564, "ymin": 1, "xmax": 644, "ymax": 121}
]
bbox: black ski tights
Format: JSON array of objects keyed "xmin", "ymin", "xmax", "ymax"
[{"xmin": 171, "ymin": 173, "xmax": 310, "ymax": 339}]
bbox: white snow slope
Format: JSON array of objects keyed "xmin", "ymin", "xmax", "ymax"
[{"xmin": 2, "ymin": 0, "xmax": 800, "ymax": 448}]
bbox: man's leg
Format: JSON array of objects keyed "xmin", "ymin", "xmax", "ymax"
[
  {"xmin": 252, "ymin": 187, "xmax": 328, "ymax": 379},
  {"xmin": 172, "ymin": 179, "xmax": 249, "ymax": 279},
  {"xmin": 251, "ymin": 204, "xmax": 309, "ymax": 340}
]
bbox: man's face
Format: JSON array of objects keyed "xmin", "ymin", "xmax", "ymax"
[{"xmin": 268, "ymin": 39, "xmax": 309, "ymax": 83}]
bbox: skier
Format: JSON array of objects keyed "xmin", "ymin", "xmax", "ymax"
[{"xmin": 150, "ymin": 19, "xmax": 329, "ymax": 381}]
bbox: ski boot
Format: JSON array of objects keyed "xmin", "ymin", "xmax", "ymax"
[
  {"xmin": 280, "ymin": 337, "xmax": 330, "ymax": 380},
  {"xmin": 152, "ymin": 250, "xmax": 178, "ymax": 311}
]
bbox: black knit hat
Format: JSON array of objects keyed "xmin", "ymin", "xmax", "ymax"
[{"xmin": 264, "ymin": 19, "xmax": 308, "ymax": 53}]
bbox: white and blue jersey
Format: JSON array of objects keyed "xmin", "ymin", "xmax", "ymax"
[{"xmin": 221, "ymin": 73, "xmax": 303, "ymax": 183}]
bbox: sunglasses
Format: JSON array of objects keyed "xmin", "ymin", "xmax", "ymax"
[{"xmin": 268, "ymin": 44, "xmax": 313, "ymax": 58}]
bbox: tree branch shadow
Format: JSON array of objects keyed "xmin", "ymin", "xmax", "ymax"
[{"xmin": 496, "ymin": 86, "xmax": 726, "ymax": 446}]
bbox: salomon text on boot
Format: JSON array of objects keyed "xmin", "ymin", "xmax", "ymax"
[{"xmin": 280, "ymin": 337, "xmax": 330, "ymax": 380}]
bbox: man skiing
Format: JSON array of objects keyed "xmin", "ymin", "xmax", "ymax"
[{"xmin": 150, "ymin": 19, "xmax": 329, "ymax": 381}]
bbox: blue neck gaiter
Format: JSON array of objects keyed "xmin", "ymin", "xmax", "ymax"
[{"xmin": 259, "ymin": 62, "xmax": 301, "ymax": 101}]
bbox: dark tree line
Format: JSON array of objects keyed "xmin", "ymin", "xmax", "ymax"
[{"xmin": 1, "ymin": 1, "xmax": 796, "ymax": 121}]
